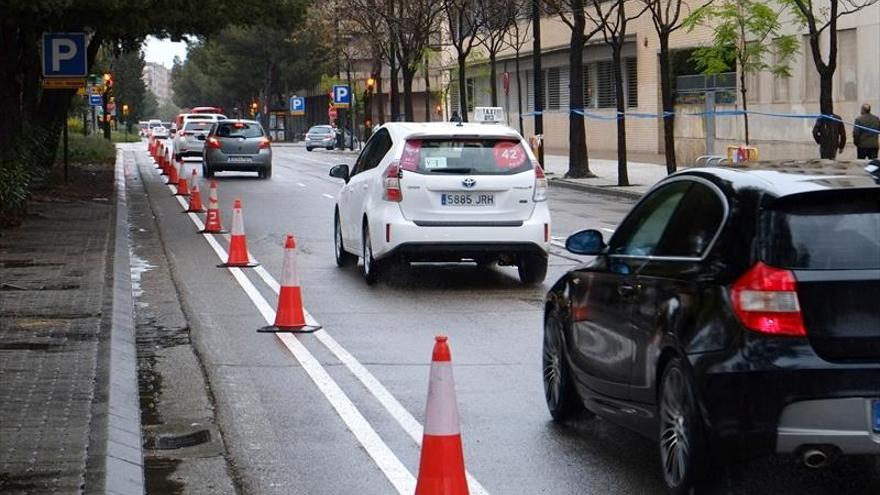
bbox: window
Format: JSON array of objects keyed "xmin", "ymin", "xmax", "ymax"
[
  {"xmin": 547, "ymin": 67, "xmax": 561, "ymax": 110},
  {"xmin": 583, "ymin": 64, "xmax": 594, "ymax": 109},
  {"xmin": 804, "ymin": 35, "xmax": 820, "ymax": 101},
  {"xmin": 609, "ymin": 182, "xmax": 692, "ymax": 257},
  {"xmin": 655, "ymin": 182, "xmax": 726, "ymax": 258},
  {"xmin": 450, "ymin": 83, "xmax": 461, "ymax": 115},
  {"xmin": 215, "ymin": 122, "xmax": 263, "ymax": 138},
  {"xmin": 526, "ymin": 70, "xmax": 547, "ymax": 111},
  {"xmin": 352, "ymin": 129, "xmax": 392, "ymax": 176},
  {"xmin": 466, "ymin": 77, "xmax": 476, "ymax": 112},
  {"xmin": 400, "ymin": 138, "xmax": 531, "ymax": 175},
  {"xmin": 625, "ymin": 57, "xmax": 638, "ymax": 108},
  {"xmin": 837, "ymin": 29, "xmax": 858, "ymax": 101},
  {"xmin": 597, "ymin": 60, "xmax": 615, "ymax": 109}
]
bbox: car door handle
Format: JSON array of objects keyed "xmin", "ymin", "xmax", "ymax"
[{"xmin": 617, "ymin": 284, "xmax": 638, "ymax": 297}]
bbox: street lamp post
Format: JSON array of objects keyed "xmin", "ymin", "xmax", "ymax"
[{"xmin": 122, "ymin": 104, "xmax": 130, "ymax": 141}]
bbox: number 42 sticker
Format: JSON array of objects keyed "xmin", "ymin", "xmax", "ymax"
[{"xmin": 493, "ymin": 141, "xmax": 526, "ymax": 169}]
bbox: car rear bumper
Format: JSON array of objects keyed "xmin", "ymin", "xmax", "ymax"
[
  {"xmin": 204, "ymin": 149, "xmax": 271, "ymax": 170},
  {"xmin": 776, "ymin": 397, "xmax": 880, "ymax": 455},
  {"xmin": 369, "ymin": 203, "xmax": 551, "ymax": 260},
  {"xmin": 306, "ymin": 139, "xmax": 335, "ymax": 147}
]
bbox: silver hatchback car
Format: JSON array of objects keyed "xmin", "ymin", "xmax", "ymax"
[{"xmin": 201, "ymin": 120, "xmax": 272, "ymax": 179}]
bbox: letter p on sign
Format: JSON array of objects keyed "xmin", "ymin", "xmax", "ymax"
[{"xmin": 42, "ymin": 33, "xmax": 87, "ymax": 77}]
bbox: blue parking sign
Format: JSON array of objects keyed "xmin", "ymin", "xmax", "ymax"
[
  {"xmin": 333, "ymin": 85, "xmax": 351, "ymax": 108},
  {"xmin": 42, "ymin": 33, "xmax": 87, "ymax": 77},
  {"xmin": 89, "ymin": 94, "xmax": 102, "ymax": 106},
  {"xmin": 290, "ymin": 96, "xmax": 305, "ymax": 115}
]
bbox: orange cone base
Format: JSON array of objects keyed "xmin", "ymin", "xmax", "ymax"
[
  {"xmin": 415, "ymin": 435, "xmax": 469, "ymax": 495},
  {"xmin": 257, "ymin": 323, "xmax": 322, "ymax": 334},
  {"xmin": 217, "ymin": 261, "xmax": 260, "ymax": 268},
  {"xmin": 175, "ymin": 180, "xmax": 190, "ymax": 196},
  {"xmin": 184, "ymin": 207, "xmax": 206, "ymax": 213},
  {"xmin": 218, "ymin": 236, "xmax": 256, "ymax": 267}
]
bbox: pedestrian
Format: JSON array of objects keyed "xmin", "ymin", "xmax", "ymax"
[
  {"xmin": 450, "ymin": 110, "xmax": 462, "ymax": 124},
  {"xmin": 812, "ymin": 113, "xmax": 847, "ymax": 159},
  {"xmin": 853, "ymin": 103, "xmax": 880, "ymax": 160}
]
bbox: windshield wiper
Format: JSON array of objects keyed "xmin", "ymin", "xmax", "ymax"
[{"xmin": 429, "ymin": 167, "xmax": 474, "ymax": 174}]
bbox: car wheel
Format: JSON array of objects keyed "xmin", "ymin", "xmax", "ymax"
[
  {"xmin": 542, "ymin": 308, "xmax": 584, "ymax": 422},
  {"xmin": 518, "ymin": 254, "xmax": 548, "ymax": 285},
  {"xmin": 361, "ymin": 223, "xmax": 383, "ymax": 285},
  {"xmin": 306, "ymin": 147, "xmax": 313, "ymax": 152},
  {"xmin": 204, "ymin": 163, "xmax": 214, "ymax": 178},
  {"xmin": 658, "ymin": 357, "xmax": 707, "ymax": 495},
  {"xmin": 335, "ymin": 212, "xmax": 357, "ymax": 268},
  {"xmin": 259, "ymin": 167, "xmax": 272, "ymax": 179}
]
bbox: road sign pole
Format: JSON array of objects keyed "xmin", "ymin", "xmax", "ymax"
[{"xmin": 63, "ymin": 117, "xmax": 69, "ymax": 182}]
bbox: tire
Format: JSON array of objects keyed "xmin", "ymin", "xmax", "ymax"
[
  {"xmin": 518, "ymin": 254, "xmax": 548, "ymax": 284},
  {"xmin": 542, "ymin": 309, "xmax": 584, "ymax": 422},
  {"xmin": 203, "ymin": 163, "xmax": 214, "ymax": 178},
  {"xmin": 259, "ymin": 166, "xmax": 272, "ymax": 179},
  {"xmin": 658, "ymin": 357, "xmax": 707, "ymax": 495},
  {"xmin": 361, "ymin": 222, "xmax": 383, "ymax": 285},
  {"xmin": 306, "ymin": 147, "xmax": 313, "ymax": 152},
  {"xmin": 334, "ymin": 212, "xmax": 357, "ymax": 267}
]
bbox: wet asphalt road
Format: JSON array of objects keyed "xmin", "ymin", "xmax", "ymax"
[{"xmin": 128, "ymin": 142, "xmax": 880, "ymax": 494}]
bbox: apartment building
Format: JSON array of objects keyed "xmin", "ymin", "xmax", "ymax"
[{"xmin": 143, "ymin": 62, "xmax": 173, "ymax": 105}]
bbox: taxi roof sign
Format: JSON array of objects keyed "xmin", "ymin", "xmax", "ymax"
[{"xmin": 474, "ymin": 107, "xmax": 504, "ymax": 124}]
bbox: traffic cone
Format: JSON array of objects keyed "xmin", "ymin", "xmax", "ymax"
[
  {"xmin": 185, "ymin": 170, "xmax": 205, "ymax": 213},
  {"xmin": 175, "ymin": 159, "xmax": 189, "ymax": 196},
  {"xmin": 258, "ymin": 234, "xmax": 322, "ymax": 333},
  {"xmin": 217, "ymin": 199, "xmax": 258, "ymax": 268},
  {"xmin": 199, "ymin": 180, "xmax": 227, "ymax": 234},
  {"xmin": 166, "ymin": 153, "xmax": 178, "ymax": 185},
  {"xmin": 415, "ymin": 335, "xmax": 470, "ymax": 495}
]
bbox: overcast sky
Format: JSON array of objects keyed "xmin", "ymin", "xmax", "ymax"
[{"xmin": 143, "ymin": 36, "xmax": 188, "ymax": 68}]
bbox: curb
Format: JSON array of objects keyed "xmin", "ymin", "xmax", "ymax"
[
  {"xmin": 549, "ymin": 177, "xmax": 645, "ymax": 201},
  {"xmin": 87, "ymin": 148, "xmax": 145, "ymax": 494}
]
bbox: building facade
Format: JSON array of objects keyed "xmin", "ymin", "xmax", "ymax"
[{"xmin": 143, "ymin": 62, "xmax": 173, "ymax": 105}]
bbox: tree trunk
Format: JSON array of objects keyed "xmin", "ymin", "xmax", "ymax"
[
  {"xmin": 458, "ymin": 54, "xmax": 469, "ymax": 122},
  {"xmin": 424, "ymin": 54, "xmax": 431, "ymax": 122},
  {"xmin": 515, "ymin": 49, "xmax": 523, "ymax": 134},
  {"xmin": 0, "ymin": 26, "xmax": 25, "ymax": 153},
  {"xmin": 739, "ymin": 61, "xmax": 750, "ymax": 145},
  {"xmin": 818, "ymin": 71, "xmax": 836, "ymax": 159},
  {"xmin": 612, "ymin": 46, "xmax": 628, "ymax": 186},
  {"xmin": 658, "ymin": 34, "xmax": 676, "ymax": 174},
  {"xmin": 376, "ymin": 72, "xmax": 385, "ymax": 124},
  {"xmin": 402, "ymin": 65, "xmax": 415, "ymax": 122},
  {"xmin": 566, "ymin": 0, "xmax": 592, "ymax": 178},
  {"xmin": 489, "ymin": 52, "xmax": 498, "ymax": 107}
]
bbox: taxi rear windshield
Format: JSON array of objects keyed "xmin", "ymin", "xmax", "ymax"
[
  {"xmin": 215, "ymin": 122, "xmax": 263, "ymax": 138},
  {"xmin": 760, "ymin": 192, "xmax": 880, "ymax": 270},
  {"xmin": 400, "ymin": 138, "xmax": 532, "ymax": 175}
]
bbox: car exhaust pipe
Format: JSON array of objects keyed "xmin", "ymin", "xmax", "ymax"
[{"xmin": 802, "ymin": 448, "xmax": 828, "ymax": 469}]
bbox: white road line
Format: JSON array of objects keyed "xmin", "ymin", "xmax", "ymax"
[
  {"xmin": 322, "ymin": 193, "xmax": 335, "ymax": 199},
  {"xmin": 163, "ymin": 184, "xmax": 417, "ymax": 494},
  {"xmin": 296, "ymin": 182, "xmax": 306, "ymax": 187}
]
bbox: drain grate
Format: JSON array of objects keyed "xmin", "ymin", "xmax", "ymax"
[{"xmin": 145, "ymin": 429, "xmax": 211, "ymax": 450}]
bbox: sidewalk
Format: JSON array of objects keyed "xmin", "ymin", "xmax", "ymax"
[
  {"xmin": 542, "ymin": 152, "xmax": 670, "ymax": 200},
  {"xmin": 0, "ymin": 157, "xmax": 143, "ymax": 493}
]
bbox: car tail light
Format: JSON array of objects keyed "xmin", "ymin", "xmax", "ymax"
[
  {"xmin": 571, "ymin": 301, "xmax": 589, "ymax": 322},
  {"xmin": 383, "ymin": 161, "xmax": 402, "ymax": 202},
  {"xmin": 259, "ymin": 137, "xmax": 271, "ymax": 149},
  {"xmin": 731, "ymin": 262, "xmax": 805, "ymax": 336},
  {"xmin": 206, "ymin": 137, "xmax": 221, "ymax": 149},
  {"xmin": 533, "ymin": 161, "xmax": 547, "ymax": 202}
]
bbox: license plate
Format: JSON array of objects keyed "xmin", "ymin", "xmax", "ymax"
[
  {"xmin": 441, "ymin": 193, "xmax": 495, "ymax": 206},
  {"xmin": 228, "ymin": 156, "xmax": 252, "ymax": 163},
  {"xmin": 873, "ymin": 400, "xmax": 880, "ymax": 433}
]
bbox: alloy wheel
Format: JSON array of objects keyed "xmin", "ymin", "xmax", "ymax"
[{"xmin": 660, "ymin": 366, "xmax": 691, "ymax": 489}]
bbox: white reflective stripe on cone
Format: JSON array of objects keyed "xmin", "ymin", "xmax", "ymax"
[
  {"xmin": 423, "ymin": 362, "xmax": 461, "ymax": 436},
  {"xmin": 231, "ymin": 206, "xmax": 244, "ymax": 235},
  {"xmin": 281, "ymin": 246, "xmax": 299, "ymax": 287},
  {"xmin": 208, "ymin": 185, "xmax": 218, "ymax": 203}
]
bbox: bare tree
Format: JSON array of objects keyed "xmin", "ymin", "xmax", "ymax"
[
  {"xmin": 546, "ymin": 0, "xmax": 604, "ymax": 178},
  {"xmin": 587, "ymin": 0, "xmax": 647, "ymax": 186},
  {"xmin": 780, "ymin": 0, "xmax": 879, "ymax": 158},
  {"xmin": 444, "ymin": 0, "xmax": 488, "ymax": 121},
  {"xmin": 504, "ymin": 1, "xmax": 531, "ymax": 134},
  {"xmin": 642, "ymin": 0, "xmax": 688, "ymax": 173},
  {"xmin": 341, "ymin": 0, "xmax": 389, "ymax": 123},
  {"xmin": 392, "ymin": 0, "xmax": 443, "ymax": 121},
  {"xmin": 476, "ymin": 0, "xmax": 518, "ymax": 107}
]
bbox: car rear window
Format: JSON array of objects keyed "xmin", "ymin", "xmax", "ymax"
[
  {"xmin": 215, "ymin": 122, "xmax": 263, "ymax": 138},
  {"xmin": 400, "ymin": 138, "xmax": 531, "ymax": 175},
  {"xmin": 309, "ymin": 126, "xmax": 332, "ymax": 134},
  {"xmin": 185, "ymin": 121, "xmax": 213, "ymax": 131},
  {"xmin": 761, "ymin": 192, "xmax": 880, "ymax": 270}
]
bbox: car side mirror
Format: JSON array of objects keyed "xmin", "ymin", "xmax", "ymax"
[
  {"xmin": 329, "ymin": 164, "xmax": 350, "ymax": 182},
  {"xmin": 565, "ymin": 229, "xmax": 606, "ymax": 255},
  {"xmin": 196, "ymin": 134, "xmax": 206, "ymax": 141}
]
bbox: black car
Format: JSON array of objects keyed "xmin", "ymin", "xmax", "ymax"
[{"xmin": 543, "ymin": 161, "xmax": 880, "ymax": 494}]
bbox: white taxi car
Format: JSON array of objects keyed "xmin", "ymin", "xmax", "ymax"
[{"xmin": 329, "ymin": 112, "xmax": 550, "ymax": 285}]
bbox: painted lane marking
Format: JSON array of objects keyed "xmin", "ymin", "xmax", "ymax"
[{"xmin": 166, "ymin": 184, "xmax": 417, "ymax": 494}]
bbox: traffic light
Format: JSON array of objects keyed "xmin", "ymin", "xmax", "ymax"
[{"xmin": 366, "ymin": 76, "xmax": 375, "ymax": 92}]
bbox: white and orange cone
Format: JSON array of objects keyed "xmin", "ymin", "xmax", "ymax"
[
  {"xmin": 415, "ymin": 335, "xmax": 470, "ymax": 495},
  {"xmin": 199, "ymin": 180, "xmax": 226, "ymax": 234},
  {"xmin": 175, "ymin": 159, "xmax": 189, "ymax": 196},
  {"xmin": 217, "ymin": 199, "xmax": 259, "ymax": 268},
  {"xmin": 185, "ymin": 170, "xmax": 205, "ymax": 213},
  {"xmin": 166, "ymin": 152, "xmax": 178, "ymax": 185},
  {"xmin": 258, "ymin": 234, "xmax": 322, "ymax": 333}
]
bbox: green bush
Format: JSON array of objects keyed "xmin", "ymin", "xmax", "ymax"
[
  {"xmin": 66, "ymin": 134, "xmax": 116, "ymax": 165},
  {"xmin": 111, "ymin": 130, "xmax": 141, "ymax": 143},
  {"xmin": 0, "ymin": 159, "xmax": 31, "ymax": 217}
]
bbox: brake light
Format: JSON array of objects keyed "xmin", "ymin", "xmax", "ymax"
[
  {"xmin": 206, "ymin": 137, "xmax": 221, "ymax": 149},
  {"xmin": 731, "ymin": 262, "xmax": 805, "ymax": 336},
  {"xmin": 383, "ymin": 161, "xmax": 402, "ymax": 202},
  {"xmin": 533, "ymin": 161, "xmax": 547, "ymax": 202},
  {"xmin": 259, "ymin": 137, "xmax": 271, "ymax": 149}
]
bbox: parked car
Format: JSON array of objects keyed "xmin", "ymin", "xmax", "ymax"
[
  {"xmin": 542, "ymin": 161, "xmax": 880, "ymax": 494},
  {"xmin": 305, "ymin": 125, "xmax": 357, "ymax": 151},
  {"xmin": 328, "ymin": 121, "xmax": 550, "ymax": 285},
  {"xmin": 201, "ymin": 119, "xmax": 272, "ymax": 179}
]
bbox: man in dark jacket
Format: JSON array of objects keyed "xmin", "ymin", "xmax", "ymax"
[
  {"xmin": 813, "ymin": 113, "xmax": 846, "ymax": 159},
  {"xmin": 853, "ymin": 103, "xmax": 880, "ymax": 160}
]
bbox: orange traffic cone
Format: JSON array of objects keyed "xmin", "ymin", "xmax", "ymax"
[
  {"xmin": 258, "ymin": 234, "xmax": 322, "ymax": 333},
  {"xmin": 217, "ymin": 199, "xmax": 259, "ymax": 268},
  {"xmin": 175, "ymin": 159, "xmax": 189, "ymax": 196},
  {"xmin": 415, "ymin": 335, "xmax": 470, "ymax": 495},
  {"xmin": 199, "ymin": 180, "xmax": 227, "ymax": 234},
  {"xmin": 166, "ymin": 153, "xmax": 178, "ymax": 185},
  {"xmin": 185, "ymin": 170, "xmax": 205, "ymax": 213}
]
